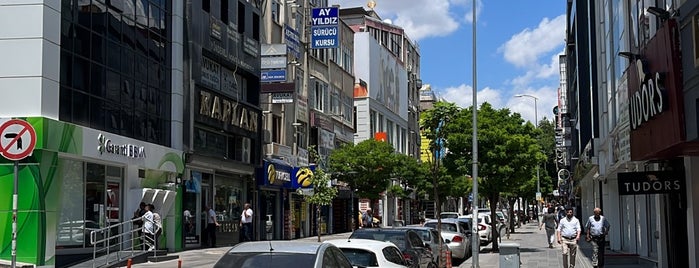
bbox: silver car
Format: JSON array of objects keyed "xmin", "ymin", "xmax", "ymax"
[
  {"xmin": 395, "ymin": 226, "xmax": 450, "ymax": 267},
  {"xmin": 423, "ymin": 219, "xmax": 474, "ymax": 261},
  {"xmin": 213, "ymin": 241, "xmax": 353, "ymax": 268}
]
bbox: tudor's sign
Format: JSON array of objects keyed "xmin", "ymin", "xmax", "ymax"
[
  {"xmin": 617, "ymin": 171, "xmax": 684, "ymax": 195},
  {"xmin": 629, "ymin": 60, "xmax": 668, "ymax": 130}
]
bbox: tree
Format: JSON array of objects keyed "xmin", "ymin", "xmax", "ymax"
[
  {"xmin": 442, "ymin": 102, "xmax": 544, "ymax": 251},
  {"xmin": 537, "ymin": 118, "xmax": 557, "ymax": 197},
  {"xmin": 305, "ymin": 146, "xmax": 338, "ymax": 242},
  {"xmin": 327, "ymin": 139, "xmax": 398, "ymax": 200}
]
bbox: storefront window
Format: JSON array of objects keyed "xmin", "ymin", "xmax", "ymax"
[
  {"xmin": 215, "ymin": 174, "xmax": 244, "ymax": 245},
  {"xmin": 57, "ymin": 159, "xmax": 85, "ymax": 247}
]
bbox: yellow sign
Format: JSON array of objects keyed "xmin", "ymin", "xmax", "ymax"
[
  {"xmin": 296, "ymin": 167, "xmax": 314, "ymax": 187},
  {"xmin": 268, "ymin": 164, "xmax": 277, "ymax": 184}
]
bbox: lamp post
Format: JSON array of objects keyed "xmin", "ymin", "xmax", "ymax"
[
  {"xmin": 471, "ymin": 0, "xmax": 479, "ymax": 265},
  {"xmin": 515, "ymin": 94, "xmax": 540, "ymax": 203}
]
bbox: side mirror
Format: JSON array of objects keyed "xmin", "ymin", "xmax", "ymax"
[{"xmin": 444, "ymin": 239, "xmax": 451, "ymax": 243}]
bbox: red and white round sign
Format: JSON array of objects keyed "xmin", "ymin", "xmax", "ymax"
[{"xmin": 0, "ymin": 119, "xmax": 37, "ymax": 161}]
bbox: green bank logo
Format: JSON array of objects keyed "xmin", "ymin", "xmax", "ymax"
[{"xmin": 97, "ymin": 133, "xmax": 147, "ymax": 158}]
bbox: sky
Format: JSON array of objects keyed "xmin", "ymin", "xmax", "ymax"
[{"xmin": 328, "ymin": 0, "xmax": 566, "ymax": 124}]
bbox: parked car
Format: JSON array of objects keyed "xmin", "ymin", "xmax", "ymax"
[
  {"xmin": 394, "ymin": 226, "xmax": 450, "ymax": 267},
  {"xmin": 349, "ymin": 228, "xmax": 436, "ymax": 268},
  {"xmin": 482, "ymin": 211, "xmax": 507, "ymax": 240},
  {"xmin": 213, "ymin": 241, "xmax": 353, "ymax": 268},
  {"xmin": 422, "ymin": 219, "xmax": 474, "ymax": 261},
  {"xmin": 439, "ymin": 212, "xmax": 460, "ymax": 219},
  {"xmin": 326, "ymin": 238, "xmax": 409, "ymax": 268},
  {"xmin": 459, "ymin": 214, "xmax": 492, "ymax": 245}
]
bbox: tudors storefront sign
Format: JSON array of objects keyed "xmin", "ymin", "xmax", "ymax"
[
  {"xmin": 617, "ymin": 171, "xmax": 685, "ymax": 195},
  {"xmin": 629, "ymin": 61, "xmax": 667, "ymax": 130},
  {"xmin": 97, "ymin": 133, "xmax": 146, "ymax": 158},
  {"xmin": 198, "ymin": 89, "xmax": 259, "ymax": 134}
]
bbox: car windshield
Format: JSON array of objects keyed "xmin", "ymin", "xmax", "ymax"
[
  {"xmin": 440, "ymin": 213, "xmax": 458, "ymax": 219},
  {"xmin": 213, "ymin": 252, "xmax": 316, "ymax": 268},
  {"xmin": 424, "ymin": 222, "xmax": 457, "ymax": 232},
  {"xmin": 349, "ymin": 232, "xmax": 408, "ymax": 251},
  {"xmin": 339, "ymin": 248, "xmax": 379, "ymax": 267}
]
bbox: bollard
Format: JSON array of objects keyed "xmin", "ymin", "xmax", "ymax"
[
  {"xmin": 445, "ymin": 249, "xmax": 452, "ymax": 268},
  {"xmin": 178, "ymin": 258, "xmax": 182, "ymax": 268},
  {"xmin": 126, "ymin": 258, "xmax": 132, "ymax": 268}
]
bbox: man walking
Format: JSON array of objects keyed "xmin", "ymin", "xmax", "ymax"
[
  {"xmin": 540, "ymin": 207, "xmax": 558, "ymax": 248},
  {"xmin": 362, "ymin": 209, "xmax": 374, "ymax": 228},
  {"xmin": 204, "ymin": 205, "xmax": 220, "ymax": 247},
  {"xmin": 585, "ymin": 207, "xmax": 610, "ymax": 268},
  {"xmin": 557, "ymin": 207, "xmax": 581, "ymax": 268},
  {"xmin": 240, "ymin": 203, "xmax": 254, "ymax": 241}
]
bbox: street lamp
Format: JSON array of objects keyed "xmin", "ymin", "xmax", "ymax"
[{"xmin": 514, "ymin": 94, "xmax": 540, "ymax": 201}]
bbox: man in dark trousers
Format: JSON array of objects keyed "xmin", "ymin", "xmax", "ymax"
[
  {"xmin": 585, "ymin": 207, "xmax": 610, "ymax": 268},
  {"xmin": 362, "ymin": 209, "xmax": 374, "ymax": 228}
]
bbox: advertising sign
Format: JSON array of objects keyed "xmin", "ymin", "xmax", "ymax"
[
  {"xmin": 284, "ymin": 25, "xmax": 301, "ymax": 59},
  {"xmin": 201, "ymin": 57, "xmax": 221, "ymax": 90},
  {"xmin": 261, "ymin": 69, "xmax": 287, "ymax": 83},
  {"xmin": 310, "ymin": 7, "xmax": 339, "ymax": 49},
  {"xmin": 271, "ymin": 92, "xmax": 294, "ymax": 103},
  {"xmin": 617, "ymin": 171, "xmax": 685, "ymax": 195}
]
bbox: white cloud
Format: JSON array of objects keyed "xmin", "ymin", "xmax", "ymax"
[
  {"xmin": 329, "ymin": 0, "xmax": 463, "ymax": 40},
  {"xmin": 436, "ymin": 84, "xmax": 504, "ymax": 109},
  {"xmin": 498, "ymin": 15, "xmax": 566, "ymax": 68},
  {"xmin": 462, "ymin": 0, "xmax": 482, "ymax": 24},
  {"xmin": 510, "ymin": 51, "xmax": 562, "ymax": 89}
]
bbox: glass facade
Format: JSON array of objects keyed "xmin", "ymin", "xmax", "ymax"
[{"xmin": 59, "ymin": 0, "xmax": 172, "ymax": 146}]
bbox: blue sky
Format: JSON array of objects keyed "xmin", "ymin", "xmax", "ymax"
[{"xmin": 330, "ymin": 0, "xmax": 566, "ymax": 124}]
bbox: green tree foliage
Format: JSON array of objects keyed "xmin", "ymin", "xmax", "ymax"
[
  {"xmin": 326, "ymin": 139, "xmax": 397, "ymax": 200},
  {"xmin": 442, "ymin": 102, "xmax": 544, "ymax": 251},
  {"xmin": 305, "ymin": 146, "xmax": 338, "ymax": 242},
  {"xmin": 388, "ymin": 153, "xmax": 431, "ymax": 199},
  {"xmin": 537, "ymin": 118, "xmax": 557, "ymax": 196}
]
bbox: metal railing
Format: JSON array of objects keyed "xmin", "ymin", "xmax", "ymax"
[{"xmin": 88, "ymin": 217, "xmax": 161, "ymax": 268}]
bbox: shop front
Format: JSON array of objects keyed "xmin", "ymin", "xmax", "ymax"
[
  {"xmin": 256, "ymin": 159, "xmax": 293, "ymax": 240},
  {"xmin": 0, "ymin": 117, "xmax": 184, "ymax": 267}
]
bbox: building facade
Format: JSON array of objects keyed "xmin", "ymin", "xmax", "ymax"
[
  {"xmin": 568, "ymin": 0, "xmax": 696, "ymax": 267},
  {"xmin": 0, "ymin": 1, "xmax": 185, "ymax": 266}
]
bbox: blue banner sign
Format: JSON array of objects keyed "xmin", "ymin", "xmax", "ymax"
[
  {"xmin": 311, "ymin": 7, "xmax": 339, "ymax": 49},
  {"xmin": 284, "ymin": 24, "xmax": 301, "ymax": 59},
  {"xmin": 261, "ymin": 69, "xmax": 287, "ymax": 83}
]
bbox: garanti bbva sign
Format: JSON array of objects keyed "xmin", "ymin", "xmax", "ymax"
[{"xmin": 617, "ymin": 171, "xmax": 684, "ymax": 195}]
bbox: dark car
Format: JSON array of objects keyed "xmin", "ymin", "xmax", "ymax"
[
  {"xmin": 350, "ymin": 228, "xmax": 436, "ymax": 268},
  {"xmin": 213, "ymin": 241, "xmax": 353, "ymax": 268},
  {"xmin": 395, "ymin": 226, "xmax": 450, "ymax": 267}
]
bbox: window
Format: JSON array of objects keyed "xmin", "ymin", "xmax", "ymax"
[
  {"xmin": 382, "ymin": 247, "xmax": 406, "ymax": 265},
  {"xmin": 203, "ymin": 0, "xmax": 210, "ymax": 12},
  {"xmin": 271, "ymin": 0, "xmax": 281, "ymax": 24},
  {"xmin": 221, "ymin": 0, "xmax": 229, "ymax": 24},
  {"xmin": 694, "ymin": 14, "xmax": 699, "ymax": 67},
  {"xmin": 272, "ymin": 115, "xmax": 281, "ymax": 143},
  {"xmin": 314, "ymin": 81, "xmax": 327, "ymax": 111}
]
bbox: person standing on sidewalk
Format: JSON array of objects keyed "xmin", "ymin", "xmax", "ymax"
[
  {"xmin": 540, "ymin": 207, "xmax": 558, "ymax": 248},
  {"xmin": 557, "ymin": 207, "xmax": 581, "ymax": 268},
  {"xmin": 240, "ymin": 203, "xmax": 254, "ymax": 241},
  {"xmin": 585, "ymin": 207, "xmax": 610, "ymax": 268}
]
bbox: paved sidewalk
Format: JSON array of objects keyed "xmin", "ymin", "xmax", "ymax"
[{"xmin": 460, "ymin": 222, "xmax": 594, "ymax": 268}]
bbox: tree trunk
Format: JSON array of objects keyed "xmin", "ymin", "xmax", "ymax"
[
  {"xmin": 508, "ymin": 197, "xmax": 517, "ymax": 233},
  {"xmin": 316, "ymin": 205, "xmax": 321, "ymax": 242},
  {"xmin": 489, "ymin": 193, "xmax": 500, "ymax": 252}
]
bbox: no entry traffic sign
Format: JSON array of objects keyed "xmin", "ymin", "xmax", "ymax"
[{"xmin": 0, "ymin": 119, "xmax": 36, "ymax": 161}]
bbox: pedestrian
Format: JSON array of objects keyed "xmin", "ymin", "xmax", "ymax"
[
  {"xmin": 204, "ymin": 205, "xmax": 220, "ymax": 247},
  {"xmin": 362, "ymin": 209, "xmax": 374, "ymax": 228},
  {"xmin": 540, "ymin": 207, "xmax": 558, "ymax": 248},
  {"xmin": 132, "ymin": 202, "xmax": 146, "ymax": 249},
  {"xmin": 142, "ymin": 204, "xmax": 155, "ymax": 251},
  {"xmin": 557, "ymin": 207, "xmax": 581, "ymax": 268},
  {"xmin": 239, "ymin": 203, "xmax": 253, "ymax": 242},
  {"xmin": 585, "ymin": 207, "xmax": 610, "ymax": 268},
  {"xmin": 148, "ymin": 204, "xmax": 163, "ymax": 248}
]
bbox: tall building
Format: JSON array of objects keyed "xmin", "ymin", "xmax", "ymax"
[
  {"xmin": 0, "ymin": 1, "xmax": 185, "ymax": 266},
  {"xmin": 258, "ymin": 0, "xmax": 356, "ymax": 238},
  {"xmin": 340, "ymin": 6, "xmax": 422, "ymax": 226},
  {"xmin": 182, "ymin": 0, "xmax": 263, "ymax": 246},
  {"xmin": 569, "ymin": 0, "xmax": 698, "ymax": 266}
]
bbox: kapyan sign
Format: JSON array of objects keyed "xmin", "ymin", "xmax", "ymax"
[{"xmin": 617, "ymin": 171, "xmax": 684, "ymax": 195}]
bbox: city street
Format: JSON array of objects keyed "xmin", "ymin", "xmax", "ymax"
[{"xmin": 121, "ymin": 222, "xmax": 642, "ymax": 268}]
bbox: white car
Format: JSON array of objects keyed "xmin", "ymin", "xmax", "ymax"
[
  {"xmin": 459, "ymin": 214, "xmax": 492, "ymax": 245},
  {"xmin": 326, "ymin": 238, "xmax": 409, "ymax": 268}
]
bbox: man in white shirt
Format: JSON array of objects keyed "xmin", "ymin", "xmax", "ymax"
[
  {"xmin": 142, "ymin": 204, "xmax": 155, "ymax": 251},
  {"xmin": 557, "ymin": 207, "xmax": 581, "ymax": 268},
  {"xmin": 240, "ymin": 203, "xmax": 254, "ymax": 241},
  {"xmin": 204, "ymin": 205, "xmax": 220, "ymax": 247},
  {"xmin": 585, "ymin": 207, "xmax": 610, "ymax": 268}
]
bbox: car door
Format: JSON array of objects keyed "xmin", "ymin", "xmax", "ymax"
[{"xmin": 408, "ymin": 231, "xmax": 431, "ymax": 268}]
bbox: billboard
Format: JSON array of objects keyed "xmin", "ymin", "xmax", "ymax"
[{"xmin": 353, "ymin": 33, "xmax": 408, "ymax": 119}]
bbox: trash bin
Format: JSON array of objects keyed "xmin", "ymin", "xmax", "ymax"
[{"xmin": 499, "ymin": 242, "xmax": 520, "ymax": 268}]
